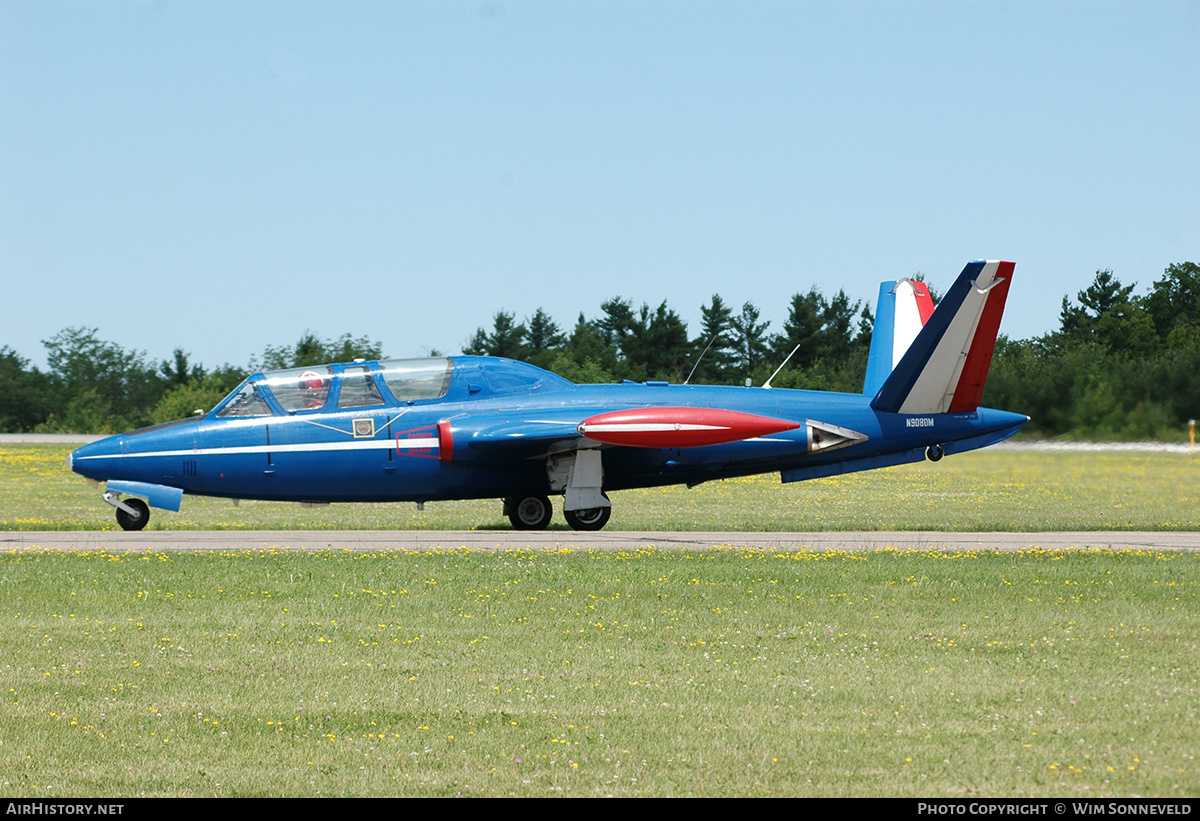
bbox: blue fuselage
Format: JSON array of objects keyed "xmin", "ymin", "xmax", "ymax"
[{"xmin": 69, "ymin": 356, "xmax": 1027, "ymax": 506}]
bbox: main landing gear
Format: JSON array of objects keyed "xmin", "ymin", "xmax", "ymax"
[
  {"xmin": 503, "ymin": 494, "xmax": 612, "ymax": 532},
  {"xmin": 564, "ymin": 504, "xmax": 611, "ymax": 531},
  {"xmin": 504, "ymin": 495, "xmax": 554, "ymax": 530},
  {"xmin": 103, "ymin": 492, "xmax": 150, "ymax": 531}
]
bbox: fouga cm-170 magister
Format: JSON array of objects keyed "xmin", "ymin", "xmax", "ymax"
[{"xmin": 69, "ymin": 260, "xmax": 1028, "ymax": 532}]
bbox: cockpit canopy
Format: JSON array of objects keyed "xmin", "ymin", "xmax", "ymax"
[
  {"xmin": 212, "ymin": 356, "xmax": 570, "ymax": 419},
  {"xmin": 215, "ymin": 358, "xmax": 454, "ymax": 418}
]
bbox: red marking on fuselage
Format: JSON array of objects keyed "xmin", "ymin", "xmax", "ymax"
[
  {"xmin": 395, "ymin": 425, "xmax": 440, "ymax": 459},
  {"xmin": 437, "ymin": 419, "xmax": 453, "ymax": 462}
]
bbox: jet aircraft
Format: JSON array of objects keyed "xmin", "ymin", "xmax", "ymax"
[{"xmin": 69, "ymin": 260, "xmax": 1027, "ymax": 531}]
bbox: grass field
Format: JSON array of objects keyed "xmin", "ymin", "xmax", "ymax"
[
  {"xmin": 3, "ymin": 443, "xmax": 1199, "ymax": 531},
  {"xmin": 2, "ymin": 444, "xmax": 1197, "ymax": 797},
  {"xmin": 2, "ymin": 545, "xmax": 1196, "ymax": 797}
]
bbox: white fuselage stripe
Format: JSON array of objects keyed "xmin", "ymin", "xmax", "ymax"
[
  {"xmin": 582, "ymin": 423, "xmax": 729, "ymax": 433},
  {"xmin": 74, "ymin": 437, "xmax": 438, "ymax": 460}
]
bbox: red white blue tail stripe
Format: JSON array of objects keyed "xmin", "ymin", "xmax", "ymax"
[
  {"xmin": 863, "ymin": 277, "xmax": 936, "ymax": 396},
  {"xmin": 871, "ymin": 260, "xmax": 1013, "ymax": 414}
]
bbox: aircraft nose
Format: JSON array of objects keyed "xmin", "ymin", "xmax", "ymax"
[{"xmin": 68, "ymin": 436, "xmax": 123, "ymax": 480}]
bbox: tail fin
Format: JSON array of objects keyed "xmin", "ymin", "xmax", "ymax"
[
  {"xmin": 863, "ymin": 278, "xmax": 936, "ymax": 396},
  {"xmin": 870, "ymin": 260, "xmax": 1014, "ymax": 414}
]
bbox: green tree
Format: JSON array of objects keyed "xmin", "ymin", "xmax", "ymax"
[
  {"xmin": 40, "ymin": 327, "xmax": 164, "ymax": 431},
  {"xmin": 0, "ymin": 347, "xmax": 52, "ymax": 432},
  {"xmin": 1145, "ymin": 261, "xmax": 1200, "ymax": 339},
  {"xmin": 596, "ymin": 298, "xmax": 638, "ymax": 358},
  {"xmin": 149, "ymin": 366, "xmax": 247, "ymax": 424},
  {"xmin": 160, "ymin": 348, "xmax": 204, "ymax": 386},
  {"xmin": 1059, "ymin": 270, "xmax": 1135, "ymax": 338},
  {"xmin": 523, "ymin": 308, "xmax": 565, "ymax": 370},
  {"xmin": 732, "ymin": 301, "xmax": 771, "ymax": 381},
  {"xmin": 593, "ymin": 299, "xmax": 690, "ymax": 381},
  {"xmin": 771, "ymin": 287, "xmax": 865, "ymax": 374},
  {"xmin": 1058, "ymin": 269, "xmax": 1155, "ymax": 355},
  {"xmin": 619, "ymin": 302, "xmax": 690, "ymax": 381},
  {"xmin": 325, "ymin": 333, "xmax": 384, "ymax": 365},
  {"xmin": 547, "ymin": 352, "xmax": 613, "ymax": 384},
  {"xmin": 257, "ymin": 331, "xmax": 383, "ymax": 370},
  {"xmin": 462, "ymin": 312, "xmax": 526, "ymax": 359},
  {"xmin": 820, "ymin": 288, "xmax": 865, "ymax": 360},
  {"xmin": 774, "ymin": 288, "xmax": 824, "ymax": 367},
  {"xmin": 551, "ymin": 313, "xmax": 619, "ymax": 382},
  {"xmin": 689, "ymin": 294, "xmax": 738, "ymax": 384}
]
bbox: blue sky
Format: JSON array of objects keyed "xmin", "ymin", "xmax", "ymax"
[{"xmin": 3, "ymin": 1, "xmax": 1197, "ymax": 372}]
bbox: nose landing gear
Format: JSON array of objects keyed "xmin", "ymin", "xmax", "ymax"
[{"xmin": 103, "ymin": 492, "xmax": 150, "ymax": 531}]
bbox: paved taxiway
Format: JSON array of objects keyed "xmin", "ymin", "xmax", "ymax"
[{"xmin": 3, "ymin": 530, "xmax": 1197, "ymax": 551}]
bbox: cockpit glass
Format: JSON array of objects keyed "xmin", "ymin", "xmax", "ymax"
[
  {"xmin": 338, "ymin": 365, "xmax": 385, "ymax": 408},
  {"xmin": 215, "ymin": 381, "xmax": 272, "ymax": 418},
  {"xmin": 263, "ymin": 365, "xmax": 334, "ymax": 412},
  {"xmin": 379, "ymin": 358, "xmax": 452, "ymax": 401}
]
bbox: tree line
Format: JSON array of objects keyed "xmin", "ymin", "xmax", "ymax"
[
  {"xmin": 2, "ymin": 262, "xmax": 1197, "ymax": 439},
  {"xmin": 0, "ymin": 331, "xmax": 382, "ymax": 435},
  {"xmin": 985, "ymin": 262, "xmax": 1200, "ymax": 439},
  {"xmin": 462, "ymin": 286, "xmax": 874, "ymax": 390}
]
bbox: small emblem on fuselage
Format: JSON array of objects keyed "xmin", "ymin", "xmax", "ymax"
[{"xmin": 353, "ymin": 418, "xmax": 376, "ymax": 438}]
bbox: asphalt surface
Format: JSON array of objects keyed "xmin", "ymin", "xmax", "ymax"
[{"xmin": 3, "ymin": 530, "xmax": 1197, "ymax": 551}]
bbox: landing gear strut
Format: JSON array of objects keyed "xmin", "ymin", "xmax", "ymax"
[{"xmin": 504, "ymin": 496, "xmax": 553, "ymax": 530}]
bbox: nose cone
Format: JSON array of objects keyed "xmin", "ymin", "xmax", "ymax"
[{"xmin": 68, "ymin": 435, "xmax": 124, "ymax": 481}]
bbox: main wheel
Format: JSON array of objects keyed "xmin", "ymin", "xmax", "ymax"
[
  {"xmin": 564, "ymin": 504, "xmax": 611, "ymax": 532},
  {"xmin": 506, "ymin": 495, "xmax": 553, "ymax": 530},
  {"xmin": 116, "ymin": 498, "xmax": 150, "ymax": 531}
]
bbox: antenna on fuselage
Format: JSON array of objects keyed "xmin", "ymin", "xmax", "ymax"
[
  {"xmin": 683, "ymin": 334, "xmax": 719, "ymax": 385},
  {"xmin": 762, "ymin": 343, "xmax": 802, "ymax": 389}
]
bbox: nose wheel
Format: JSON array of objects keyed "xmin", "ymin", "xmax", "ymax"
[
  {"xmin": 116, "ymin": 499, "xmax": 150, "ymax": 531},
  {"xmin": 103, "ymin": 492, "xmax": 150, "ymax": 531}
]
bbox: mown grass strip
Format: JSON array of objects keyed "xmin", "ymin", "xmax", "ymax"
[
  {"xmin": 1, "ymin": 546, "xmax": 1196, "ymax": 797},
  {"xmin": 5, "ymin": 444, "xmax": 1199, "ymax": 531}
]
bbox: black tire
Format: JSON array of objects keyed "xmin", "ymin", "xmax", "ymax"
[
  {"xmin": 506, "ymin": 495, "xmax": 553, "ymax": 530},
  {"xmin": 116, "ymin": 498, "xmax": 150, "ymax": 531},
  {"xmin": 564, "ymin": 504, "xmax": 611, "ymax": 531},
  {"xmin": 926, "ymin": 444, "xmax": 944, "ymax": 462}
]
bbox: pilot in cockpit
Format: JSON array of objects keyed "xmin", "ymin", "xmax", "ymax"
[{"xmin": 299, "ymin": 370, "xmax": 328, "ymax": 409}]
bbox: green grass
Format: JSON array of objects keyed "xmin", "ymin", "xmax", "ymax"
[
  {"xmin": 1, "ymin": 546, "xmax": 1196, "ymax": 797},
  {"xmin": 5, "ymin": 443, "xmax": 1200, "ymax": 531}
]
